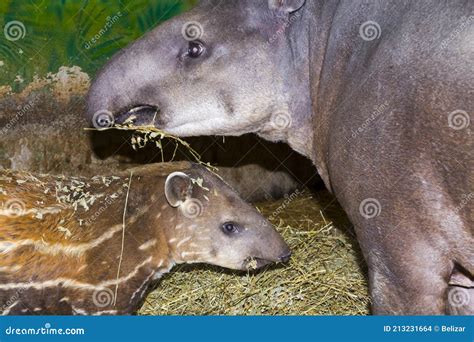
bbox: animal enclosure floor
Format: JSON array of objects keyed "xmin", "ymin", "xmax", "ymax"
[{"xmin": 139, "ymin": 190, "xmax": 370, "ymax": 315}]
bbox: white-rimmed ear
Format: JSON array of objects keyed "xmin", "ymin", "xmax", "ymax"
[
  {"xmin": 268, "ymin": 0, "xmax": 305, "ymax": 13},
  {"xmin": 165, "ymin": 172, "xmax": 193, "ymax": 207}
]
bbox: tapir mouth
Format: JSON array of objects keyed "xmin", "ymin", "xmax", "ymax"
[
  {"xmin": 114, "ymin": 105, "xmax": 160, "ymax": 126},
  {"xmin": 244, "ymin": 257, "xmax": 274, "ymax": 270}
]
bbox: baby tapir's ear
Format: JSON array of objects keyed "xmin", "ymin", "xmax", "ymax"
[
  {"xmin": 165, "ymin": 172, "xmax": 193, "ymax": 207},
  {"xmin": 268, "ymin": 0, "xmax": 305, "ymax": 13}
]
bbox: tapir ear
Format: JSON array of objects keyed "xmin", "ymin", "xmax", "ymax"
[
  {"xmin": 268, "ymin": 0, "xmax": 305, "ymax": 13},
  {"xmin": 165, "ymin": 172, "xmax": 193, "ymax": 207}
]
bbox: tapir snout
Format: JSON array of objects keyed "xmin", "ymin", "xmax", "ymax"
[{"xmin": 87, "ymin": 2, "xmax": 292, "ymax": 138}]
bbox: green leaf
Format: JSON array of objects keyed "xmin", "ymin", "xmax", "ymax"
[{"xmin": 0, "ymin": 0, "xmax": 197, "ymax": 89}]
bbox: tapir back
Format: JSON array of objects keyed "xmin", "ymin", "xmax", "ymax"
[
  {"xmin": 0, "ymin": 161, "xmax": 289, "ymax": 315},
  {"xmin": 0, "ymin": 162, "xmax": 192, "ymax": 314}
]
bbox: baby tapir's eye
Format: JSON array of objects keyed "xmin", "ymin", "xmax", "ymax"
[
  {"xmin": 187, "ymin": 41, "xmax": 204, "ymax": 58},
  {"xmin": 221, "ymin": 222, "xmax": 240, "ymax": 235}
]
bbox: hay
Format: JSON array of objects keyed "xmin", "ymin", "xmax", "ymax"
[
  {"xmin": 139, "ymin": 190, "xmax": 370, "ymax": 315},
  {"xmin": 86, "ymin": 124, "xmax": 216, "ymax": 171}
]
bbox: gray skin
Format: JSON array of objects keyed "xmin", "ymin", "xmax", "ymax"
[{"xmin": 87, "ymin": 0, "xmax": 473, "ymax": 314}]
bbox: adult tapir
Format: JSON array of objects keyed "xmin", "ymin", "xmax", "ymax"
[{"xmin": 86, "ymin": 0, "xmax": 473, "ymax": 314}]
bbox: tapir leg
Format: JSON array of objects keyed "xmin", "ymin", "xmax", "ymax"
[
  {"xmin": 332, "ymin": 149, "xmax": 472, "ymax": 314},
  {"xmin": 368, "ymin": 262, "xmax": 449, "ymax": 314},
  {"xmin": 347, "ymin": 183, "xmax": 470, "ymax": 314},
  {"xmin": 355, "ymin": 205, "xmax": 472, "ymax": 315},
  {"xmin": 362, "ymin": 232, "xmax": 451, "ymax": 314}
]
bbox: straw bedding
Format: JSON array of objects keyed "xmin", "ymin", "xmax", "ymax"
[{"xmin": 139, "ymin": 190, "xmax": 370, "ymax": 315}]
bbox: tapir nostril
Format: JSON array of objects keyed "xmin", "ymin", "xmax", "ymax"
[
  {"xmin": 115, "ymin": 105, "xmax": 159, "ymax": 126},
  {"xmin": 278, "ymin": 251, "xmax": 292, "ymax": 263}
]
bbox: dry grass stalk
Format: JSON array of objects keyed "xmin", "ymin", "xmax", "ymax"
[{"xmin": 85, "ymin": 125, "xmax": 216, "ymax": 171}]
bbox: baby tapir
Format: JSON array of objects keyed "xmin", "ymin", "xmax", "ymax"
[{"xmin": 0, "ymin": 161, "xmax": 290, "ymax": 315}]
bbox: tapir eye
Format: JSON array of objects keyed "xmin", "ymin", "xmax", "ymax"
[
  {"xmin": 187, "ymin": 41, "xmax": 204, "ymax": 58},
  {"xmin": 221, "ymin": 222, "xmax": 240, "ymax": 235}
]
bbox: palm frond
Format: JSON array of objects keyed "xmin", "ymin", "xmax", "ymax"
[{"xmin": 0, "ymin": 0, "xmax": 197, "ymax": 89}]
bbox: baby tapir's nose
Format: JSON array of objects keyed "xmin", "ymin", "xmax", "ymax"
[{"xmin": 279, "ymin": 251, "xmax": 292, "ymax": 263}]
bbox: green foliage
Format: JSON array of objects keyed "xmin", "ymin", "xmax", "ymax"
[{"xmin": 0, "ymin": 0, "xmax": 197, "ymax": 89}]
